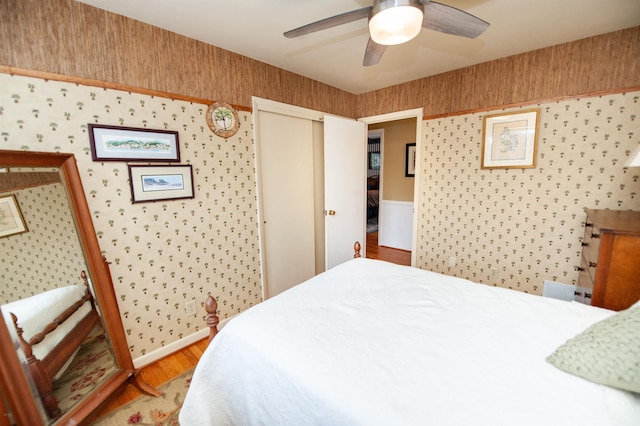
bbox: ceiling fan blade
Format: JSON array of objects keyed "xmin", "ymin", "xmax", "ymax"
[
  {"xmin": 284, "ymin": 6, "xmax": 372, "ymax": 38},
  {"xmin": 363, "ymin": 38, "xmax": 388, "ymax": 66},
  {"xmin": 422, "ymin": 1, "xmax": 489, "ymax": 38}
]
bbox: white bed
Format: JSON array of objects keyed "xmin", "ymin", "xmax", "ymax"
[
  {"xmin": 181, "ymin": 258, "xmax": 640, "ymax": 425},
  {"xmin": 2, "ymin": 284, "xmax": 92, "ymax": 362}
]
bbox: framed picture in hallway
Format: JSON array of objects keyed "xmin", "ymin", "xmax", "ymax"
[{"xmin": 405, "ymin": 143, "xmax": 416, "ymax": 177}]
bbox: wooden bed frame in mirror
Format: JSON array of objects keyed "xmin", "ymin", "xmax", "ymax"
[
  {"xmin": 9, "ymin": 271, "xmax": 100, "ymax": 418},
  {"xmin": 0, "ymin": 150, "xmax": 159, "ymax": 426}
]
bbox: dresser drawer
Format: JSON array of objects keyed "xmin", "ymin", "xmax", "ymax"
[
  {"xmin": 575, "ymin": 255, "xmax": 594, "ymax": 305},
  {"xmin": 581, "ymin": 222, "xmax": 601, "ymax": 266}
]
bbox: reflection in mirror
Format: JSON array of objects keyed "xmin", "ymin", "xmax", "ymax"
[
  {"xmin": 1, "ymin": 310, "xmax": 48, "ymax": 422},
  {"xmin": 0, "ymin": 167, "xmax": 117, "ymax": 423}
]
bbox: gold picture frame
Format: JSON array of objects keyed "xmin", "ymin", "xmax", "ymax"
[
  {"xmin": 0, "ymin": 194, "xmax": 28, "ymax": 238},
  {"xmin": 481, "ymin": 109, "xmax": 539, "ymax": 169}
]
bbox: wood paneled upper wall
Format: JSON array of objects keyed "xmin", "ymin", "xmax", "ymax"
[
  {"xmin": 1, "ymin": 0, "xmax": 638, "ymax": 119},
  {"xmin": 358, "ymin": 27, "xmax": 640, "ymax": 118},
  {"xmin": 0, "ymin": 0, "xmax": 357, "ymax": 117}
]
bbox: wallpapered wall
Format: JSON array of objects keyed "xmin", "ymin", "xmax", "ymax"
[
  {"xmin": 2, "ymin": 70, "xmax": 639, "ymax": 360},
  {"xmin": 0, "ymin": 183, "xmax": 86, "ymax": 304},
  {"xmin": 0, "ymin": 73, "xmax": 262, "ymax": 359},
  {"xmin": 416, "ymin": 91, "xmax": 640, "ymax": 293}
]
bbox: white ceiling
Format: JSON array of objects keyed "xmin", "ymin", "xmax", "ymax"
[{"xmin": 77, "ymin": 0, "xmax": 640, "ymax": 95}]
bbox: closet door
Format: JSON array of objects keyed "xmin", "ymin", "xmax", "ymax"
[{"xmin": 257, "ymin": 110, "xmax": 316, "ymax": 297}]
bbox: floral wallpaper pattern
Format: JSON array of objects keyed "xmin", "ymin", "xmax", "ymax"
[
  {"xmin": 0, "ymin": 73, "xmax": 262, "ymax": 359},
  {"xmin": 0, "ymin": 182, "xmax": 86, "ymax": 304},
  {"xmin": 416, "ymin": 92, "xmax": 640, "ymax": 294}
]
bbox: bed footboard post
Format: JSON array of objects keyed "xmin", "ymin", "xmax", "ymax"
[
  {"xmin": 205, "ymin": 295, "xmax": 219, "ymax": 343},
  {"xmin": 10, "ymin": 313, "xmax": 61, "ymax": 419},
  {"xmin": 354, "ymin": 241, "xmax": 361, "ymax": 258},
  {"xmin": 80, "ymin": 270, "xmax": 96, "ymax": 310}
]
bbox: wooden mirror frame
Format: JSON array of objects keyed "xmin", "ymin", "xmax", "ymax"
[{"xmin": 0, "ymin": 150, "xmax": 156, "ymax": 425}]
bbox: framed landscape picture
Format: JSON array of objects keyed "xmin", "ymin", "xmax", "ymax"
[
  {"xmin": 89, "ymin": 124, "xmax": 180, "ymax": 162},
  {"xmin": 128, "ymin": 165, "xmax": 194, "ymax": 203}
]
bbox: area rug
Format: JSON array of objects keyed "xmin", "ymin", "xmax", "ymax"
[
  {"xmin": 92, "ymin": 368, "xmax": 194, "ymax": 426},
  {"xmin": 54, "ymin": 326, "xmax": 117, "ymax": 414}
]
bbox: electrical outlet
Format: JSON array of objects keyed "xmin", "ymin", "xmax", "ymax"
[
  {"xmin": 490, "ymin": 268, "xmax": 498, "ymax": 278},
  {"xmin": 448, "ymin": 256, "xmax": 456, "ymax": 267},
  {"xmin": 185, "ymin": 300, "xmax": 197, "ymax": 316}
]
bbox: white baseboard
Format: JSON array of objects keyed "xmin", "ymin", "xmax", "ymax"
[
  {"xmin": 132, "ymin": 328, "xmax": 209, "ymax": 369},
  {"xmin": 132, "ymin": 316, "xmax": 233, "ymax": 369}
]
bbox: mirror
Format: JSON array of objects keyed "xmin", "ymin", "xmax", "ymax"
[
  {"xmin": 0, "ymin": 151, "xmax": 157, "ymax": 425},
  {"xmin": 0, "ymin": 164, "xmax": 117, "ymax": 422}
]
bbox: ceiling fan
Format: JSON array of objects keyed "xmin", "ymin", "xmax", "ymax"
[{"xmin": 284, "ymin": 0, "xmax": 489, "ymax": 66}]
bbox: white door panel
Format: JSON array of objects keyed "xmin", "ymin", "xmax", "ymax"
[{"xmin": 324, "ymin": 115, "xmax": 366, "ymax": 269}]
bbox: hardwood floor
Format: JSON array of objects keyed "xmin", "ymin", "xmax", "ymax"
[
  {"xmin": 92, "ymin": 338, "xmax": 208, "ymax": 421},
  {"xmin": 365, "ymin": 231, "xmax": 411, "ymax": 266},
  {"xmin": 93, "ymin": 234, "xmax": 410, "ymax": 421}
]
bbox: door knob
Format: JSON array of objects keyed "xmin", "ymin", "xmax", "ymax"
[{"xmin": 328, "ymin": 210, "xmax": 336, "ymax": 216}]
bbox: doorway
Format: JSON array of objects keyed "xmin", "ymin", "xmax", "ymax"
[
  {"xmin": 359, "ymin": 108, "xmax": 423, "ymax": 266},
  {"xmin": 364, "ymin": 125, "xmax": 411, "ymax": 267},
  {"xmin": 366, "ymin": 131, "xmax": 382, "ymax": 236}
]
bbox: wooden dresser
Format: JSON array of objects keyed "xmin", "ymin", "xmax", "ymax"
[{"xmin": 575, "ymin": 208, "xmax": 640, "ymax": 311}]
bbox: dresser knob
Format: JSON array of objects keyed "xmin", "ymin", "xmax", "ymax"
[
  {"xmin": 584, "ymin": 293, "xmax": 592, "ymax": 299},
  {"xmin": 574, "ymin": 291, "xmax": 583, "ymax": 296},
  {"xmin": 585, "ymin": 222, "xmax": 593, "ymax": 228},
  {"xmin": 581, "ymin": 242, "xmax": 589, "ymax": 247},
  {"xmin": 588, "ymin": 262, "xmax": 597, "ymax": 268},
  {"xmin": 591, "ymin": 233, "xmax": 600, "ymax": 239},
  {"xmin": 575, "ymin": 266, "xmax": 585, "ymax": 272}
]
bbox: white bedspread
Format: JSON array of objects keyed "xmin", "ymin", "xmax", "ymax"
[
  {"xmin": 2, "ymin": 285, "xmax": 91, "ymax": 361},
  {"xmin": 181, "ymin": 258, "xmax": 640, "ymax": 426}
]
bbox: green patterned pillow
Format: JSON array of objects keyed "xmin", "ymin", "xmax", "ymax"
[{"xmin": 546, "ymin": 302, "xmax": 640, "ymax": 393}]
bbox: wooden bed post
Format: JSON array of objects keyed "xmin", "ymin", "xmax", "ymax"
[
  {"xmin": 205, "ymin": 295, "xmax": 219, "ymax": 343},
  {"xmin": 80, "ymin": 270, "xmax": 96, "ymax": 310},
  {"xmin": 11, "ymin": 313, "xmax": 61, "ymax": 419},
  {"xmin": 354, "ymin": 241, "xmax": 361, "ymax": 258}
]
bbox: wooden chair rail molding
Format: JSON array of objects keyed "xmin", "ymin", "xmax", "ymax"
[
  {"xmin": 422, "ymin": 85, "xmax": 640, "ymax": 120},
  {"xmin": 2, "ymin": 65, "xmax": 638, "ymax": 121},
  {"xmin": 0, "ymin": 65, "xmax": 251, "ymax": 113}
]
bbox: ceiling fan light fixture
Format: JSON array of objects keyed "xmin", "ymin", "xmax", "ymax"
[{"xmin": 369, "ymin": 0, "xmax": 424, "ymax": 46}]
